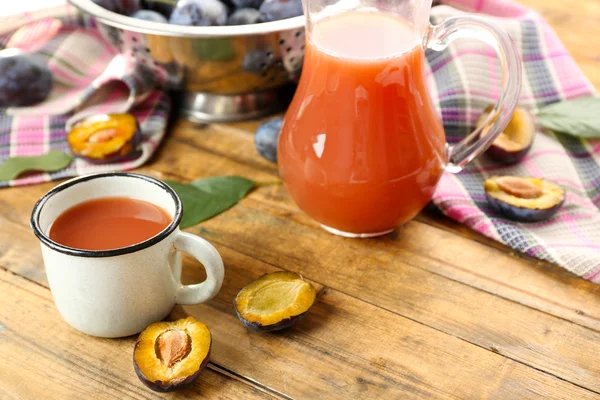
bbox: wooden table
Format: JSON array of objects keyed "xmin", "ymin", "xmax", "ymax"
[{"xmin": 1, "ymin": 1, "xmax": 600, "ymax": 399}]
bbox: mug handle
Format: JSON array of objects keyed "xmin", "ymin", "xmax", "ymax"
[
  {"xmin": 173, "ymin": 231, "xmax": 225, "ymax": 305},
  {"xmin": 426, "ymin": 15, "xmax": 522, "ymax": 173}
]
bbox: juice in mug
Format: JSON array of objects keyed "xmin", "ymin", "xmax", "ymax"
[{"xmin": 279, "ymin": 11, "xmax": 447, "ymax": 235}]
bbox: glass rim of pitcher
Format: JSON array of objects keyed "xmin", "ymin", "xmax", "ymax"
[{"xmin": 30, "ymin": 172, "xmax": 183, "ymax": 259}]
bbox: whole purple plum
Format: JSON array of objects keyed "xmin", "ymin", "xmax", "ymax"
[
  {"xmin": 169, "ymin": 0, "xmax": 228, "ymax": 26},
  {"xmin": 227, "ymin": 8, "xmax": 260, "ymax": 25},
  {"xmin": 258, "ymin": 0, "xmax": 302, "ymax": 22},
  {"xmin": 0, "ymin": 54, "xmax": 53, "ymax": 107}
]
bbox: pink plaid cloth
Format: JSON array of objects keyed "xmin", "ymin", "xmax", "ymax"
[
  {"xmin": 0, "ymin": 4, "xmax": 170, "ymax": 187},
  {"xmin": 430, "ymin": 0, "xmax": 600, "ymax": 280}
]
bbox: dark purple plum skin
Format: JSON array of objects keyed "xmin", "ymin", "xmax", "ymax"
[
  {"xmin": 231, "ymin": 0, "xmax": 263, "ymax": 9},
  {"xmin": 0, "ymin": 54, "xmax": 53, "ymax": 107},
  {"xmin": 258, "ymin": 0, "xmax": 302, "ymax": 22},
  {"xmin": 169, "ymin": 0, "xmax": 228, "ymax": 26},
  {"xmin": 478, "ymin": 107, "xmax": 536, "ymax": 165},
  {"xmin": 486, "ymin": 193, "xmax": 565, "ymax": 222},
  {"xmin": 133, "ymin": 340, "xmax": 211, "ymax": 392},
  {"xmin": 254, "ymin": 117, "xmax": 282, "ymax": 163},
  {"xmin": 486, "ymin": 140, "xmax": 533, "ymax": 165},
  {"xmin": 242, "ymin": 50, "xmax": 274, "ymax": 74},
  {"xmin": 227, "ymin": 8, "xmax": 261, "ymax": 25},
  {"xmin": 93, "ymin": 0, "xmax": 140, "ymax": 14},
  {"xmin": 234, "ymin": 302, "xmax": 312, "ymax": 332}
]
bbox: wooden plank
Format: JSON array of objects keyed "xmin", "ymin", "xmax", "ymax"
[
  {"xmin": 187, "ymin": 198, "xmax": 600, "ymax": 393},
  {"xmin": 0, "ymin": 3, "xmax": 598, "ymax": 397},
  {"xmin": 155, "ymin": 121, "xmax": 600, "ymax": 331},
  {"xmin": 3, "ymin": 122, "xmax": 600, "ymax": 394},
  {"xmin": 9, "ymin": 164, "xmax": 599, "ymax": 340},
  {"xmin": 175, "ymin": 246, "xmax": 600, "ymax": 399},
  {"xmin": 2, "ymin": 241, "xmax": 599, "ymax": 398},
  {"xmin": 11, "ymin": 255, "xmax": 600, "ymax": 399},
  {"xmin": 0, "ymin": 270, "xmax": 276, "ymax": 400}
]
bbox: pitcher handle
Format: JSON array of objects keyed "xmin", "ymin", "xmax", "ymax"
[{"xmin": 426, "ymin": 15, "xmax": 522, "ymax": 173}]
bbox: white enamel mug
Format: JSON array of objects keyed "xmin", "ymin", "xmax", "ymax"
[{"xmin": 30, "ymin": 172, "xmax": 225, "ymax": 338}]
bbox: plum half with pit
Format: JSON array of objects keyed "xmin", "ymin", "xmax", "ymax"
[
  {"xmin": 0, "ymin": 53, "xmax": 53, "ymax": 107},
  {"xmin": 234, "ymin": 271, "xmax": 317, "ymax": 332},
  {"xmin": 133, "ymin": 317, "xmax": 211, "ymax": 392},
  {"xmin": 169, "ymin": 0, "xmax": 228, "ymax": 26},
  {"xmin": 485, "ymin": 176, "xmax": 565, "ymax": 222},
  {"xmin": 477, "ymin": 106, "xmax": 536, "ymax": 165},
  {"xmin": 67, "ymin": 113, "xmax": 141, "ymax": 163}
]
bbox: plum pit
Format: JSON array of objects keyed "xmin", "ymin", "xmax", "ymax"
[{"xmin": 156, "ymin": 329, "xmax": 192, "ymax": 367}]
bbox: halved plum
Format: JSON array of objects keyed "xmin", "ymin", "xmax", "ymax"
[
  {"xmin": 234, "ymin": 271, "xmax": 316, "ymax": 332},
  {"xmin": 133, "ymin": 317, "xmax": 211, "ymax": 392},
  {"xmin": 67, "ymin": 113, "xmax": 140, "ymax": 162},
  {"xmin": 485, "ymin": 176, "xmax": 565, "ymax": 222},
  {"xmin": 477, "ymin": 106, "xmax": 536, "ymax": 164}
]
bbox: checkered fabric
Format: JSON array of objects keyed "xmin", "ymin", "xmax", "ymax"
[
  {"xmin": 430, "ymin": 0, "xmax": 600, "ymax": 280},
  {"xmin": 0, "ymin": 4, "xmax": 170, "ymax": 187}
]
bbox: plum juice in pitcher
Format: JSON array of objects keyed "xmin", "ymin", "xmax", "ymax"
[
  {"xmin": 279, "ymin": 12, "xmax": 446, "ymax": 235},
  {"xmin": 278, "ymin": 0, "xmax": 521, "ymax": 237}
]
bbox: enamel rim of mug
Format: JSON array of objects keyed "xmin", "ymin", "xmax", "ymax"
[{"xmin": 30, "ymin": 172, "xmax": 183, "ymax": 258}]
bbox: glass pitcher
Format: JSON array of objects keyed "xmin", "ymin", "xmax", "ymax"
[{"xmin": 278, "ymin": 0, "xmax": 521, "ymax": 237}]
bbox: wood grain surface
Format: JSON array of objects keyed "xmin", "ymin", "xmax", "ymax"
[{"xmin": 1, "ymin": 0, "xmax": 599, "ymax": 399}]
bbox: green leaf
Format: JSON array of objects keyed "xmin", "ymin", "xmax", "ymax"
[
  {"xmin": 0, "ymin": 150, "xmax": 73, "ymax": 181},
  {"xmin": 165, "ymin": 176, "xmax": 256, "ymax": 229},
  {"xmin": 536, "ymin": 96, "xmax": 600, "ymax": 138}
]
